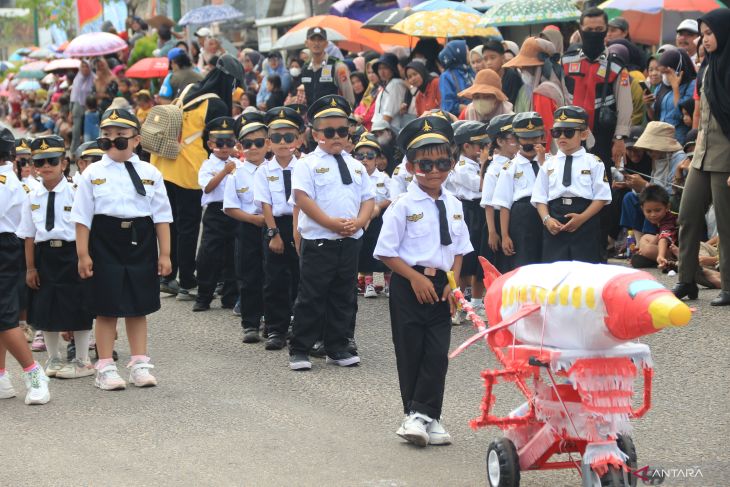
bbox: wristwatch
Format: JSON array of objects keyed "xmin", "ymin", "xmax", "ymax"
[
  {"xmin": 542, "ymin": 214, "xmax": 551, "ymax": 225},
  {"xmin": 614, "ymin": 135, "xmax": 626, "ymax": 141},
  {"xmin": 266, "ymin": 228, "xmax": 280, "ymax": 239}
]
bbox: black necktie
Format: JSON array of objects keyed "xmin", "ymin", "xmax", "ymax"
[
  {"xmin": 435, "ymin": 199, "xmax": 452, "ymax": 246},
  {"xmin": 530, "ymin": 160, "xmax": 540, "ymax": 176},
  {"xmin": 124, "ymin": 161, "xmax": 146, "ymax": 196},
  {"xmin": 333, "ymin": 153, "xmax": 353, "ymax": 185},
  {"xmin": 283, "ymin": 169, "xmax": 292, "ymax": 202},
  {"xmin": 562, "ymin": 155, "xmax": 573, "ymax": 187},
  {"xmin": 45, "ymin": 191, "xmax": 55, "ymax": 232}
]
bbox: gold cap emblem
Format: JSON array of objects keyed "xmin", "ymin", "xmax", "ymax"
[
  {"xmin": 109, "ymin": 110, "xmax": 119, "ymax": 120},
  {"xmin": 20, "ymin": 140, "xmax": 29, "ymax": 150},
  {"xmin": 279, "ymin": 109, "xmax": 285, "ymax": 118},
  {"xmin": 221, "ymin": 119, "xmax": 228, "ymax": 128},
  {"xmin": 423, "ymin": 120, "xmax": 432, "ymax": 132},
  {"xmin": 39, "ymin": 140, "xmax": 49, "ymax": 150},
  {"xmin": 526, "ymin": 121, "xmax": 535, "ymax": 130},
  {"xmin": 330, "ymin": 98, "xmax": 337, "ymax": 107},
  {"xmin": 559, "ymin": 111, "xmax": 568, "ymax": 121}
]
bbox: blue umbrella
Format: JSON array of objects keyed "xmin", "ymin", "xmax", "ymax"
[
  {"xmin": 16, "ymin": 80, "xmax": 41, "ymax": 92},
  {"xmin": 412, "ymin": 0, "xmax": 483, "ymax": 14},
  {"xmin": 178, "ymin": 5, "xmax": 245, "ymax": 26}
]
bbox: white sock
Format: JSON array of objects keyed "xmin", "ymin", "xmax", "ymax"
[
  {"xmin": 43, "ymin": 332, "xmax": 61, "ymax": 360},
  {"xmin": 73, "ymin": 330, "xmax": 91, "ymax": 362},
  {"xmin": 471, "ymin": 298, "xmax": 482, "ymax": 306},
  {"xmin": 19, "ymin": 320, "xmax": 26, "ymax": 326}
]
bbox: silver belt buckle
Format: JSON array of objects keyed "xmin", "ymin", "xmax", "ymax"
[
  {"xmin": 562, "ymin": 198, "xmax": 573, "ymax": 205},
  {"xmin": 120, "ymin": 221, "xmax": 132, "ymax": 229},
  {"xmin": 49, "ymin": 240, "xmax": 63, "ymax": 248}
]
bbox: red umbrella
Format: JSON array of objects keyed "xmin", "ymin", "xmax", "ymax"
[{"xmin": 125, "ymin": 57, "xmax": 169, "ymax": 79}]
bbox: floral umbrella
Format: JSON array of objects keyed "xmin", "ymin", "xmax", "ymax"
[
  {"xmin": 478, "ymin": 0, "xmax": 582, "ymax": 27},
  {"xmin": 392, "ymin": 10, "xmax": 502, "ymax": 38},
  {"xmin": 65, "ymin": 32, "xmax": 128, "ymax": 58},
  {"xmin": 178, "ymin": 5, "xmax": 244, "ymax": 26}
]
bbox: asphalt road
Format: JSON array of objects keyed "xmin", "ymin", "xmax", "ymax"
[{"xmin": 2, "ymin": 265, "xmax": 729, "ymax": 487}]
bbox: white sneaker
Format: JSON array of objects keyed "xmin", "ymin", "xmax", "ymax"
[
  {"xmin": 384, "ymin": 285, "xmax": 390, "ymax": 298},
  {"xmin": 23, "ymin": 366, "xmax": 50, "ymax": 405},
  {"xmin": 0, "ymin": 374, "xmax": 16, "ymax": 399},
  {"xmin": 44, "ymin": 357, "xmax": 65, "ymax": 378},
  {"xmin": 427, "ymin": 419, "xmax": 452, "ymax": 445},
  {"xmin": 128, "ymin": 361, "xmax": 157, "ymax": 387},
  {"xmin": 56, "ymin": 358, "xmax": 95, "ymax": 379},
  {"xmin": 95, "ymin": 364, "xmax": 127, "ymax": 390},
  {"xmin": 364, "ymin": 284, "xmax": 378, "ymax": 298},
  {"xmin": 397, "ymin": 412, "xmax": 431, "ymax": 447},
  {"xmin": 452, "ymin": 310, "xmax": 465, "ymax": 325}
]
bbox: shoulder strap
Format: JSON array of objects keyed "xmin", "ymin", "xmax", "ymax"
[
  {"xmin": 182, "ymin": 93, "xmax": 219, "ymax": 111},
  {"xmin": 601, "ymin": 54, "xmax": 613, "ymax": 108}
]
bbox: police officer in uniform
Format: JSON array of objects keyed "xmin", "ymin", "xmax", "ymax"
[
  {"xmin": 300, "ymin": 27, "xmax": 355, "ymax": 108},
  {"xmin": 531, "ymin": 106, "xmax": 612, "ymax": 263}
]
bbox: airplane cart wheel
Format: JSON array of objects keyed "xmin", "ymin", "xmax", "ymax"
[{"xmin": 486, "ymin": 438, "xmax": 520, "ymax": 487}]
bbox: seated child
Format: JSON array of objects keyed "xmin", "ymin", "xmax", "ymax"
[{"xmin": 633, "ymin": 185, "xmax": 678, "ymax": 270}]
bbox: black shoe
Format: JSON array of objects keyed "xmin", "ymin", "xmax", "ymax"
[
  {"xmin": 192, "ymin": 301, "xmax": 210, "ymax": 312},
  {"xmin": 67, "ymin": 340, "xmax": 76, "ymax": 361},
  {"xmin": 672, "ymin": 282, "xmax": 698, "ymax": 300},
  {"xmin": 265, "ymin": 334, "xmax": 286, "ymax": 350},
  {"xmin": 242, "ymin": 329, "xmax": 261, "ymax": 344},
  {"xmin": 325, "ymin": 351, "xmax": 361, "ymax": 367},
  {"xmin": 289, "ymin": 353, "xmax": 312, "ymax": 371},
  {"xmin": 310, "ymin": 340, "xmax": 326, "ymax": 358},
  {"xmin": 347, "ymin": 338, "xmax": 358, "ymax": 355},
  {"xmin": 214, "ymin": 282, "xmax": 224, "ymax": 297},
  {"xmin": 160, "ymin": 278, "xmax": 180, "ymax": 295},
  {"xmin": 710, "ymin": 291, "xmax": 730, "ymax": 306}
]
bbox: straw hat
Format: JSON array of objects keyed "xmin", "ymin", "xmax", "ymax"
[
  {"xmin": 458, "ymin": 69, "xmax": 507, "ymax": 101},
  {"xmin": 503, "ymin": 37, "xmax": 547, "ymax": 69},
  {"xmin": 634, "ymin": 122, "xmax": 682, "ymax": 153}
]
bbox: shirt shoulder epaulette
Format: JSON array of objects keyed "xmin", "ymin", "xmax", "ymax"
[
  {"xmin": 393, "ymin": 166, "xmax": 400, "ymax": 176},
  {"xmin": 501, "ymin": 161, "xmax": 512, "ymax": 170}
]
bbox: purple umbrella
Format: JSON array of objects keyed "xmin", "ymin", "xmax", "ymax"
[{"xmin": 65, "ymin": 32, "xmax": 128, "ymax": 58}]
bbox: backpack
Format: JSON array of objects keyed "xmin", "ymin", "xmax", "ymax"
[{"xmin": 140, "ymin": 84, "xmax": 219, "ymax": 160}]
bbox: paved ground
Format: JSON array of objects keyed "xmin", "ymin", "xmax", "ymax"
[{"xmin": 2, "ymin": 264, "xmax": 729, "ymax": 486}]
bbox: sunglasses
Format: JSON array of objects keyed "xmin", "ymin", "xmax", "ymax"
[
  {"xmin": 17, "ymin": 158, "xmax": 31, "ymax": 167},
  {"xmin": 269, "ymin": 133, "xmax": 298, "ymax": 144},
  {"xmin": 214, "ymin": 138, "xmax": 237, "ymax": 148},
  {"xmin": 550, "ymin": 128, "xmax": 578, "ymax": 139},
  {"xmin": 33, "ymin": 157, "xmax": 61, "ymax": 168},
  {"xmin": 240, "ymin": 138, "xmax": 266, "ymax": 150},
  {"xmin": 412, "ymin": 158, "xmax": 452, "ymax": 173},
  {"xmin": 354, "ymin": 151, "xmax": 378, "ymax": 161},
  {"xmin": 318, "ymin": 126, "xmax": 349, "ymax": 139},
  {"xmin": 97, "ymin": 136, "xmax": 136, "ymax": 151}
]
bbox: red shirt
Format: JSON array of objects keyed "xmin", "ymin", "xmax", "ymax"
[{"xmin": 657, "ymin": 211, "xmax": 679, "ymax": 246}]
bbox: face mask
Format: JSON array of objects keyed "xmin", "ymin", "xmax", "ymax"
[
  {"xmin": 581, "ymin": 30, "xmax": 607, "ymax": 61},
  {"xmin": 521, "ymin": 144, "xmax": 535, "ymax": 152},
  {"xmin": 473, "ymin": 99, "xmax": 497, "ymax": 115},
  {"xmin": 290, "ymin": 67, "xmax": 301, "ymax": 77}
]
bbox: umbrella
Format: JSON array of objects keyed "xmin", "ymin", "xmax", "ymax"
[
  {"xmin": 358, "ymin": 28, "xmax": 417, "ymax": 48},
  {"xmin": 178, "ymin": 5, "xmax": 244, "ymax": 26},
  {"xmin": 273, "ymin": 28, "xmax": 347, "ymax": 50},
  {"xmin": 412, "ymin": 0, "xmax": 483, "ymax": 15},
  {"xmin": 55, "ymin": 40, "xmax": 70, "ymax": 52},
  {"xmin": 285, "ymin": 15, "xmax": 386, "ymax": 52},
  {"xmin": 16, "ymin": 70, "xmax": 44, "ymax": 79},
  {"xmin": 44, "ymin": 58, "xmax": 81, "ymax": 72},
  {"xmin": 478, "ymin": 0, "xmax": 582, "ymax": 27},
  {"xmin": 41, "ymin": 73, "xmax": 56, "ymax": 85},
  {"xmin": 65, "ymin": 32, "xmax": 128, "ymax": 57},
  {"xmin": 362, "ymin": 7, "xmax": 414, "ymax": 32},
  {"xmin": 0, "ymin": 61, "xmax": 14, "ymax": 72},
  {"xmin": 16, "ymin": 80, "xmax": 41, "ymax": 92},
  {"xmin": 20, "ymin": 61, "xmax": 48, "ymax": 72},
  {"xmin": 125, "ymin": 57, "xmax": 170, "ymax": 79},
  {"xmin": 27, "ymin": 48, "xmax": 59, "ymax": 60},
  {"xmin": 599, "ymin": 0, "xmax": 721, "ymax": 12},
  {"xmin": 392, "ymin": 10, "xmax": 502, "ymax": 38}
]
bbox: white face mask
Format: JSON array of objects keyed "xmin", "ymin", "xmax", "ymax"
[
  {"xmin": 661, "ymin": 73, "xmax": 671, "ymax": 86},
  {"xmin": 290, "ymin": 67, "xmax": 301, "ymax": 77},
  {"xmin": 473, "ymin": 98, "xmax": 497, "ymax": 115}
]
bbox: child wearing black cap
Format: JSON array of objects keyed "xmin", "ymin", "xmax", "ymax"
[
  {"xmin": 224, "ymin": 113, "xmax": 268, "ymax": 343},
  {"xmin": 532, "ymin": 106, "xmax": 611, "ymax": 263},
  {"xmin": 193, "ymin": 116, "xmax": 240, "ymax": 312},
  {"xmin": 288, "ymin": 95, "xmax": 375, "ymax": 371},
  {"xmin": 71, "ymin": 108, "xmax": 173, "ymax": 391},
  {"xmin": 0, "ymin": 128, "xmax": 51, "ymax": 405},
  {"xmin": 374, "ymin": 116, "xmax": 473, "ymax": 447},
  {"xmin": 253, "ymin": 107, "xmax": 304, "ymax": 350},
  {"xmin": 492, "ymin": 112, "xmax": 547, "ymax": 269},
  {"xmin": 18, "ymin": 135, "xmax": 95, "ymax": 379}
]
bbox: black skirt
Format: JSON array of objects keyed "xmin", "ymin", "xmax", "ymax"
[
  {"xmin": 32, "ymin": 241, "xmax": 94, "ymax": 331},
  {"xmin": 478, "ymin": 209, "xmax": 509, "ymax": 275},
  {"xmin": 461, "ymin": 198, "xmax": 485, "ymax": 277},
  {"xmin": 87, "ymin": 215, "xmax": 160, "ymax": 317},
  {"xmin": 0, "ymin": 233, "xmax": 21, "ymax": 331},
  {"xmin": 16, "ymin": 236, "xmax": 30, "ymax": 312},
  {"xmin": 359, "ymin": 215, "xmax": 386, "ymax": 273}
]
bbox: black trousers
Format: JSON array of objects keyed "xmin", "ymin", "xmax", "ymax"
[
  {"xmin": 461, "ymin": 198, "xmax": 485, "ymax": 277},
  {"xmin": 390, "ymin": 271, "xmax": 451, "ymax": 419},
  {"xmin": 164, "ymin": 181, "xmax": 203, "ymax": 290},
  {"xmin": 543, "ymin": 197, "xmax": 601, "ymax": 263},
  {"xmin": 507, "ymin": 198, "xmax": 542, "ymax": 270},
  {"xmin": 290, "ymin": 238, "xmax": 361, "ymax": 355},
  {"xmin": 196, "ymin": 202, "xmax": 237, "ymax": 305},
  {"xmin": 263, "ymin": 215, "xmax": 299, "ymax": 337},
  {"xmin": 236, "ymin": 221, "xmax": 264, "ymax": 331},
  {"xmin": 0, "ymin": 233, "xmax": 21, "ymax": 331}
]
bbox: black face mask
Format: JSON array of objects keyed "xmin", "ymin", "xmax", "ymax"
[
  {"xmin": 521, "ymin": 144, "xmax": 536, "ymax": 152},
  {"xmin": 581, "ymin": 30, "xmax": 607, "ymax": 61}
]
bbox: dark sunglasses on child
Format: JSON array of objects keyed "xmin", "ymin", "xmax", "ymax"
[
  {"xmin": 412, "ymin": 158, "xmax": 452, "ymax": 173},
  {"xmin": 354, "ymin": 151, "xmax": 378, "ymax": 161},
  {"xmin": 269, "ymin": 133, "xmax": 298, "ymax": 144},
  {"xmin": 550, "ymin": 128, "xmax": 579, "ymax": 139},
  {"xmin": 97, "ymin": 136, "xmax": 136, "ymax": 151},
  {"xmin": 240, "ymin": 138, "xmax": 266, "ymax": 149},
  {"xmin": 318, "ymin": 126, "xmax": 349, "ymax": 139},
  {"xmin": 17, "ymin": 158, "xmax": 31, "ymax": 167},
  {"xmin": 33, "ymin": 157, "xmax": 61, "ymax": 168},
  {"xmin": 214, "ymin": 138, "xmax": 237, "ymax": 148}
]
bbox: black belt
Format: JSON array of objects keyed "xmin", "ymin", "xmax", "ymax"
[
  {"xmin": 461, "ymin": 198, "xmax": 482, "ymax": 209},
  {"xmin": 38, "ymin": 240, "xmax": 74, "ymax": 248},
  {"xmin": 306, "ymin": 237, "xmax": 351, "ymax": 246},
  {"xmin": 412, "ymin": 265, "xmax": 447, "ymax": 278},
  {"xmin": 207, "ymin": 201, "xmax": 224, "ymax": 209},
  {"xmin": 0, "ymin": 232, "xmax": 15, "ymax": 237},
  {"xmin": 548, "ymin": 196, "xmax": 591, "ymax": 206},
  {"xmin": 516, "ymin": 196, "xmax": 532, "ymax": 203}
]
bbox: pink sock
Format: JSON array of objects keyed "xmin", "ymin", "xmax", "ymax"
[
  {"xmin": 364, "ymin": 275, "xmax": 373, "ymax": 285},
  {"xmin": 95, "ymin": 358, "xmax": 114, "ymax": 370},
  {"xmin": 128, "ymin": 355, "xmax": 150, "ymax": 367},
  {"xmin": 22, "ymin": 362, "xmax": 39, "ymax": 373}
]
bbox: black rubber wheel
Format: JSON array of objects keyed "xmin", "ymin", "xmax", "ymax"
[
  {"xmin": 486, "ymin": 437, "xmax": 520, "ymax": 487},
  {"xmin": 600, "ymin": 435, "xmax": 637, "ymax": 487}
]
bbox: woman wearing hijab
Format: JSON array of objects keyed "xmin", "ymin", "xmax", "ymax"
[
  {"xmin": 675, "ymin": 9, "xmax": 730, "ymax": 306},
  {"xmin": 647, "ymin": 47, "xmax": 696, "ymax": 144},
  {"xmin": 350, "ymin": 71, "xmax": 369, "ymax": 107},
  {"xmin": 151, "ymin": 54, "xmax": 243, "ymax": 298},
  {"xmin": 404, "ymin": 61, "xmax": 440, "ymax": 116},
  {"xmin": 439, "ymin": 40, "xmax": 475, "ymax": 116},
  {"xmin": 242, "ymin": 50, "xmax": 262, "ymax": 92},
  {"xmin": 70, "ymin": 60, "xmax": 94, "ymax": 155},
  {"xmin": 92, "ymin": 57, "xmax": 118, "ymax": 114},
  {"xmin": 354, "ymin": 59, "xmax": 381, "ymax": 131},
  {"xmin": 607, "ymin": 43, "xmax": 647, "ymax": 126}
]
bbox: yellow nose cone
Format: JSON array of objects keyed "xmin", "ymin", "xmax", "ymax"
[{"xmin": 649, "ymin": 295, "xmax": 692, "ymax": 329}]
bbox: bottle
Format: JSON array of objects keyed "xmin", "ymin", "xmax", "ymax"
[{"xmin": 626, "ymin": 230, "xmax": 636, "ymax": 258}]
